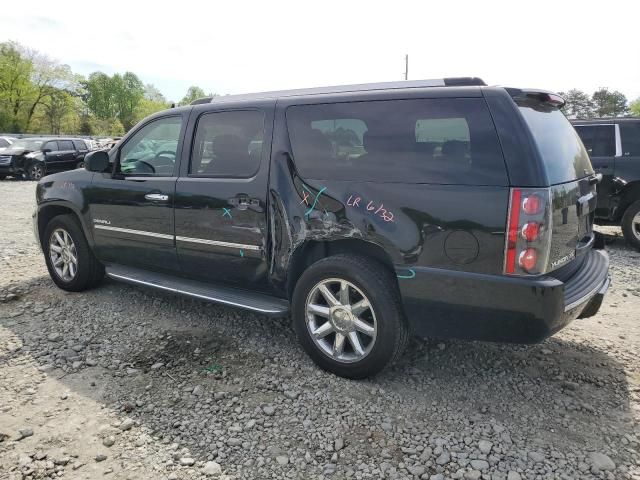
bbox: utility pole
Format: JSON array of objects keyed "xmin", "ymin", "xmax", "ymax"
[{"xmin": 404, "ymin": 54, "xmax": 408, "ymax": 80}]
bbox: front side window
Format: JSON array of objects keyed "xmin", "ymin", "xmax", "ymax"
[
  {"xmin": 620, "ymin": 123, "xmax": 640, "ymax": 157},
  {"xmin": 73, "ymin": 140, "xmax": 86, "ymax": 150},
  {"xmin": 119, "ymin": 116, "xmax": 183, "ymax": 176},
  {"xmin": 44, "ymin": 141, "xmax": 59, "ymax": 152},
  {"xmin": 573, "ymin": 125, "xmax": 616, "ymax": 157},
  {"xmin": 286, "ymin": 98, "xmax": 507, "ymax": 185},
  {"xmin": 190, "ymin": 110, "xmax": 264, "ymax": 177}
]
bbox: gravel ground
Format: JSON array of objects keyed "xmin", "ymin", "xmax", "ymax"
[{"xmin": 1, "ymin": 179, "xmax": 639, "ymax": 480}]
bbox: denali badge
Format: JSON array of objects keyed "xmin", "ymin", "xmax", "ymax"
[
  {"xmin": 93, "ymin": 219, "xmax": 111, "ymax": 225},
  {"xmin": 551, "ymin": 252, "xmax": 575, "ymax": 268}
]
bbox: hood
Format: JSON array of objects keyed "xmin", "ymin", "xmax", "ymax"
[{"xmin": 0, "ymin": 148, "xmax": 30, "ymax": 156}]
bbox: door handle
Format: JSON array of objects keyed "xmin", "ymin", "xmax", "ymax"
[{"xmin": 145, "ymin": 193, "xmax": 169, "ymax": 202}]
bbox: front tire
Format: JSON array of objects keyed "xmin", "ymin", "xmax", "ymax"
[
  {"xmin": 292, "ymin": 254, "xmax": 407, "ymax": 379},
  {"xmin": 26, "ymin": 162, "xmax": 45, "ymax": 180},
  {"xmin": 621, "ymin": 200, "xmax": 640, "ymax": 250},
  {"xmin": 43, "ymin": 214, "xmax": 104, "ymax": 292}
]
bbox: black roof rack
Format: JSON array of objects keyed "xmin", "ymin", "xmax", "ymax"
[{"xmin": 190, "ymin": 77, "xmax": 486, "ymax": 105}]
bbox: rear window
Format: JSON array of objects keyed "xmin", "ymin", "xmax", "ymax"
[
  {"xmin": 573, "ymin": 125, "xmax": 616, "ymax": 157},
  {"xmin": 286, "ymin": 98, "xmax": 507, "ymax": 185},
  {"xmin": 517, "ymin": 102, "xmax": 593, "ymax": 184}
]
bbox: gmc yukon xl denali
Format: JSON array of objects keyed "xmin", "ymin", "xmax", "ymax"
[{"xmin": 33, "ymin": 78, "xmax": 610, "ymax": 378}]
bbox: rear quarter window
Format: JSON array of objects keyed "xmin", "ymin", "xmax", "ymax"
[
  {"xmin": 620, "ymin": 122, "xmax": 640, "ymax": 157},
  {"xmin": 286, "ymin": 98, "xmax": 508, "ymax": 185}
]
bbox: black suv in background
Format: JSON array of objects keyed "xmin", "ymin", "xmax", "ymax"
[
  {"xmin": 33, "ymin": 78, "xmax": 610, "ymax": 378},
  {"xmin": 571, "ymin": 118, "xmax": 640, "ymax": 249},
  {"xmin": 0, "ymin": 137, "xmax": 91, "ymax": 180}
]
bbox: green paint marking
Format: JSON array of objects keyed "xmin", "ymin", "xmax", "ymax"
[{"xmin": 396, "ymin": 269, "xmax": 416, "ymax": 279}]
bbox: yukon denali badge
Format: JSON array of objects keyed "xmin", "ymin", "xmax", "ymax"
[
  {"xmin": 93, "ymin": 219, "xmax": 111, "ymax": 225},
  {"xmin": 551, "ymin": 251, "xmax": 575, "ymax": 269}
]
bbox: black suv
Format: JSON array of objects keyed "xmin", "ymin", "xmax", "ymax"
[
  {"xmin": 571, "ymin": 118, "xmax": 640, "ymax": 249},
  {"xmin": 33, "ymin": 78, "xmax": 610, "ymax": 378},
  {"xmin": 0, "ymin": 137, "xmax": 90, "ymax": 180}
]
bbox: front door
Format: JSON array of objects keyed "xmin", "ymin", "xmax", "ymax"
[
  {"xmin": 57, "ymin": 139, "xmax": 78, "ymax": 170},
  {"xmin": 174, "ymin": 106, "xmax": 272, "ymax": 290},
  {"xmin": 573, "ymin": 124, "xmax": 617, "ymax": 217},
  {"xmin": 87, "ymin": 114, "xmax": 188, "ymax": 273}
]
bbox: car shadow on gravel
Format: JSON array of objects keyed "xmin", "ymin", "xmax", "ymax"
[{"xmin": 1, "ymin": 272, "xmax": 637, "ymax": 476}]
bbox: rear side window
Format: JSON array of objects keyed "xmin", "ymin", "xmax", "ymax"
[
  {"xmin": 517, "ymin": 103, "xmax": 593, "ymax": 184},
  {"xmin": 59, "ymin": 140, "xmax": 75, "ymax": 150},
  {"xmin": 620, "ymin": 123, "xmax": 640, "ymax": 157},
  {"xmin": 573, "ymin": 125, "xmax": 616, "ymax": 157},
  {"xmin": 190, "ymin": 110, "xmax": 264, "ymax": 177},
  {"xmin": 286, "ymin": 98, "xmax": 507, "ymax": 185}
]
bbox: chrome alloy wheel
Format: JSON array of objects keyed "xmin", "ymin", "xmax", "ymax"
[
  {"xmin": 633, "ymin": 212, "xmax": 640, "ymax": 241},
  {"xmin": 305, "ymin": 278, "xmax": 377, "ymax": 363},
  {"xmin": 49, "ymin": 228, "xmax": 78, "ymax": 282},
  {"xmin": 30, "ymin": 163, "xmax": 44, "ymax": 180}
]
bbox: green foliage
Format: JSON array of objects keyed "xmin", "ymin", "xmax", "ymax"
[
  {"xmin": 630, "ymin": 98, "xmax": 640, "ymax": 117},
  {"xmin": 179, "ymin": 86, "xmax": 208, "ymax": 106},
  {"xmin": 591, "ymin": 88, "xmax": 628, "ymax": 117},
  {"xmin": 559, "ymin": 89, "xmax": 594, "ymax": 119}
]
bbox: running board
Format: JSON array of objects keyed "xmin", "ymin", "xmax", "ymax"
[{"xmin": 105, "ymin": 265, "xmax": 289, "ymax": 317}]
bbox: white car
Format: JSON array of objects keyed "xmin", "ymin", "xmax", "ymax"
[{"xmin": 0, "ymin": 136, "xmax": 16, "ymax": 151}]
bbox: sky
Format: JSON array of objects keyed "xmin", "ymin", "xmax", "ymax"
[{"xmin": 1, "ymin": 0, "xmax": 639, "ymax": 103}]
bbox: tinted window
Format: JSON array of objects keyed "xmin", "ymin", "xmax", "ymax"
[
  {"xmin": 620, "ymin": 122, "xmax": 640, "ymax": 157},
  {"xmin": 573, "ymin": 125, "xmax": 616, "ymax": 157},
  {"xmin": 517, "ymin": 103, "xmax": 593, "ymax": 184},
  {"xmin": 286, "ymin": 98, "xmax": 507, "ymax": 185},
  {"xmin": 59, "ymin": 140, "xmax": 75, "ymax": 150},
  {"xmin": 119, "ymin": 116, "xmax": 183, "ymax": 176},
  {"xmin": 190, "ymin": 110, "xmax": 264, "ymax": 177},
  {"xmin": 44, "ymin": 141, "xmax": 59, "ymax": 152},
  {"xmin": 73, "ymin": 140, "xmax": 86, "ymax": 150}
]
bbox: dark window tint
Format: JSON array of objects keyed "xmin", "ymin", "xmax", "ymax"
[
  {"xmin": 573, "ymin": 125, "xmax": 616, "ymax": 157},
  {"xmin": 620, "ymin": 122, "xmax": 640, "ymax": 157},
  {"xmin": 190, "ymin": 110, "xmax": 264, "ymax": 177},
  {"xmin": 119, "ymin": 116, "xmax": 183, "ymax": 176},
  {"xmin": 73, "ymin": 140, "xmax": 86, "ymax": 150},
  {"xmin": 286, "ymin": 98, "xmax": 507, "ymax": 185},
  {"xmin": 517, "ymin": 103, "xmax": 593, "ymax": 184},
  {"xmin": 59, "ymin": 140, "xmax": 75, "ymax": 150},
  {"xmin": 43, "ymin": 141, "xmax": 59, "ymax": 152}
]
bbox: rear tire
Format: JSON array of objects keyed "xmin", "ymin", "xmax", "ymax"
[
  {"xmin": 621, "ymin": 200, "xmax": 640, "ymax": 250},
  {"xmin": 43, "ymin": 214, "xmax": 104, "ymax": 292},
  {"xmin": 292, "ymin": 254, "xmax": 408, "ymax": 379},
  {"xmin": 76, "ymin": 160, "xmax": 85, "ymax": 169},
  {"xmin": 0, "ymin": 174, "xmax": 6, "ymax": 180}
]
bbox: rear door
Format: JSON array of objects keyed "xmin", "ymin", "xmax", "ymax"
[
  {"xmin": 516, "ymin": 99, "xmax": 597, "ymax": 272},
  {"xmin": 572, "ymin": 124, "xmax": 617, "ymax": 216},
  {"xmin": 174, "ymin": 105, "xmax": 273, "ymax": 290}
]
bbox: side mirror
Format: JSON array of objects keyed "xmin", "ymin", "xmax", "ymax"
[
  {"xmin": 42, "ymin": 148, "xmax": 52, "ymax": 154},
  {"xmin": 85, "ymin": 150, "xmax": 110, "ymax": 172}
]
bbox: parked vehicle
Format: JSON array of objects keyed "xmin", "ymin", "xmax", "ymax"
[
  {"xmin": 33, "ymin": 78, "xmax": 610, "ymax": 378},
  {"xmin": 0, "ymin": 137, "xmax": 90, "ymax": 180},
  {"xmin": 571, "ymin": 118, "xmax": 640, "ymax": 249},
  {"xmin": 0, "ymin": 136, "xmax": 16, "ymax": 150}
]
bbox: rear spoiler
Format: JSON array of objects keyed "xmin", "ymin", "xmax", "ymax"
[{"xmin": 505, "ymin": 88, "xmax": 565, "ymax": 108}]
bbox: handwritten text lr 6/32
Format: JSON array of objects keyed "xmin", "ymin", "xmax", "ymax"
[{"xmin": 346, "ymin": 195, "xmax": 395, "ymax": 222}]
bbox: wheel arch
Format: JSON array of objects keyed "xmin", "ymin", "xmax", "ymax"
[
  {"xmin": 37, "ymin": 202, "xmax": 94, "ymax": 249},
  {"xmin": 615, "ymin": 181, "xmax": 640, "ymax": 220},
  {"xmin": 286, "ymin": 238, "xmax": 398, "ymax": 298}
]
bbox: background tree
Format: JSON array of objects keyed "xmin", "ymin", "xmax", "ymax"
[
  {"xmin": 559, "ymin": 89, "xmax": 594, "ymax": 119},
  {"xmin": 591, "ymin": 88, "xmax": 628, "ymax": 117},
  {"xmin": 179, "ymin": 86, "xmax": 208, "ymax": 106},
  {"xmin": 0, "ymin": 41, "xmax": 34, "ymax": 132},
  {"xmin": 630, "ymin": 98, "xmax": 640, "ymax": 117}
]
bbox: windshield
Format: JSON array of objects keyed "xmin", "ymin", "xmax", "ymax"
[
  {"xmin": 517, "ymin": 101, "xmax": 593, "ymax": 184},
  {"xmin": 11, "ymin": 139, "xmax": 44, "ymax": 150}
]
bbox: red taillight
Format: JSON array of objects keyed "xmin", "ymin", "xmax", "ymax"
[
  {"xmin": 522, "ymin": 194, "xmax": 541, "ymax": 215},
  {"xmin": 504, "ymin": 188, "xmax": 551, "ymax": 276},
  {"xmin": 505, "ymin": 189, "xmax": 522, "ymax": 274},
  {"xmin": 518, "ymin": 248, "xmax": 538, "ymax": 272},
  {"xmin": 521, "ymin": 222, "xmax": 540, "ymax": 242}
]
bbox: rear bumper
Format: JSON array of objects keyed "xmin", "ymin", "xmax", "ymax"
[{"xmin": 397, "ymin": 249, "xmax": 609, "ymax": 343}]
